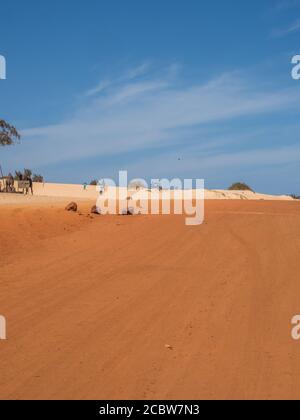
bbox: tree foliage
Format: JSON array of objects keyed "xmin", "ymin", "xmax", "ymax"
[
  {"xmin": 32, "ymin": 174, "xmax": 44, "ymax": 183},
  {"xmin": 15, "ymin": 169, "xmax": 44, "ymax": 182},
  {"xmin": 228, "ymin": 182, "xmax": 253, "ymax": 192},
  {"xmin": 0, "ymin": 120, "xmax": 21, "ymax": 146},
  {"xmin": 23, "ymin": 169, "xmax": 32, "ymax": 179}
]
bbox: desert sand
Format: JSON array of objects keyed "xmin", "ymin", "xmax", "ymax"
[
  {"xmin": 0, "ymin": 181, "xmax": 293, "ymax": 201},
  {"xmin": 0, "ymin": 193, "xmax": 300, "ymax": 400}
]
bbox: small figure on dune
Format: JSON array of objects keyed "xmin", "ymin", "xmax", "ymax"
[
  {"xmin": 24, "ymin": 176, "xmax": 33, "ymax": 195},
  {"xmin": 29, "ymin": 177, "xmax": 33, "ymax": 195}
]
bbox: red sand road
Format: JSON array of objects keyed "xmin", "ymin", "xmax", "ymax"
[{"xmin": 1, "ymin": 200, "xmax": 300, "ymax": 400}]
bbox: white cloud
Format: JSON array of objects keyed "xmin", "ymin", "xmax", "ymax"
[
  {"xmin": 85, "ymin": 62, "xmax": 152, "ymax": 97},
  {"xmin": 122, "ymin": 136, "xmax": 300, "ymax": 178},
  {"xmin": 85, "ymin": 80, "xmax": 112, "ymax": 97},
  {"xmin": 2, "ymin": 65, "xmax": 300, "ymax": 170},
  {"xmin": 271, "ymin": 19, "xmax": 300, "ymax": 37}
]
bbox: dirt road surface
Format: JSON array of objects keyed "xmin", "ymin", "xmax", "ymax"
[{"xmin": 0, "ymin": 199, "xmax": 300, "ymax": 400}]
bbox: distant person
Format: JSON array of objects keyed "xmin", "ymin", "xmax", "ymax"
[
  {"xmin": 29, "ymin": 177, "xmax": 33, "ymax": 195},
  {"xmin": 98, "ymin": 180, "xmax": 105, "ymax": 195},
  {"xmin": 24, "ymin": 176, "xmax": 33, "ymax": 195}
]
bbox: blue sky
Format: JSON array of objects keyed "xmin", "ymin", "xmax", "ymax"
[{"xmin": 0, "ymin": 0, "xmax": 300, "ymax": 193}]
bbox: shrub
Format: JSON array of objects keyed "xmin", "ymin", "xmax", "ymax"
[
  {"xmin": 14, "ymin": 170, "xmax": 44, "ymax": 182},
  {"xmin": 32, "ymin": 174, "xmax": 44, "ymax": 183},
  {"xmin": 228, "ymin": 182, "xmax": 253, "ymax": 192}
]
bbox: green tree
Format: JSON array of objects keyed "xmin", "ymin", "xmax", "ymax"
[
  {"xmin": 0, "ymin": 120, "xmax": 20, "ymax": 146},
  {"xmin": 32, "ymin": 174, "xmax": 44, "ymax": 183},
  {"xmin": 23, "ymin": 169, "xmax": 32, "ymax": 180},
  {"xmin": 228, "ymin": 182, "xmax": 253, "ymax": 192}
]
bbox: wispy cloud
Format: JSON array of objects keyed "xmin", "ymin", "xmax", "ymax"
[
  {"xmin": 122, "ymin": 129, "xmax": 300, "ymax": 176},
  {"xmin": 2, "ymin": 64, "xmax": 300, "ymax": 172},
  {"xmin": 85, "ymin": 62, "xmax": 152, "ymax": 97},
  {"xmin": 85, "ymin": 80, "xmax": 112, "ymax": 97},
  {"xmin": 271, "ymin": 19, "xmax": 300, "ymax": 37}
]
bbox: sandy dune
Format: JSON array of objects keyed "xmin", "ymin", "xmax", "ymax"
[
  {"xmin": 1, "ymin": 181, "xmax": 292, "ymax": 201},
  {"xmin": 0, "ymin": 196, "xmax": 300, "ymax": 400}
]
